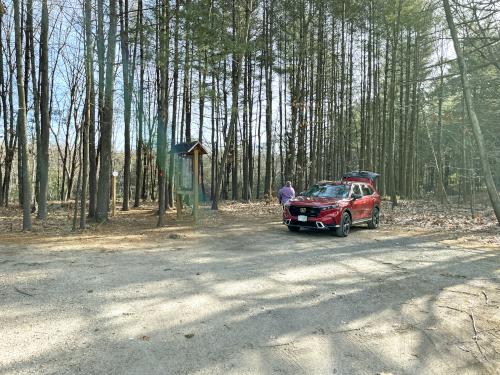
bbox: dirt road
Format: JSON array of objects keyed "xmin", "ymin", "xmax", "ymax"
[{"xmin": 1, "ymin": 206, "xmax": 499, "ymax": 374}]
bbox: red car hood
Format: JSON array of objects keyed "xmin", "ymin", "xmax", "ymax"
[{"xmin": 289, "ymin": 196, "xmax": 344, "ymax": 206}]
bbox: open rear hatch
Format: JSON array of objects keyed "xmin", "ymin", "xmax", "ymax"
[{"xmin": 342, "ymin": 171, "xmax": 379, "ymax": 186}]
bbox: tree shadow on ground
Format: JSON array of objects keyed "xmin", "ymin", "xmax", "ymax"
[{"xmin": 0, "ymin": 221, "xmax": 499, "ymax": 374}]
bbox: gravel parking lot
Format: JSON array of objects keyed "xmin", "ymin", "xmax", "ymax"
[{"xmin": 1, "ymin": 206, "xmax": 499, "ymax": 374}]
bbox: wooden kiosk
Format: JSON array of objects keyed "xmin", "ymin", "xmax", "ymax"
[{"xmin": 172, "ymin": 141, "xmax": 209, "ymax": 221}]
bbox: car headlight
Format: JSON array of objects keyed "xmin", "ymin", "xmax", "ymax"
[{"xmin": 319, "ymin": 205, "xmax": 338, "ymax": 211}]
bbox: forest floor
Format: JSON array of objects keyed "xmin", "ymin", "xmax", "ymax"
[{"xmin": 0, "ymin": 200, "xmax": 499, "ymax": 374}]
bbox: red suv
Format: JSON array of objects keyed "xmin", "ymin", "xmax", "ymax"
[{"xmin": 283, "ymin": 171, "xmax": 381, "ymax": 237}]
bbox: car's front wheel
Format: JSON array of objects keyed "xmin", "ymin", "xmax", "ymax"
[
  {"xmin": 288, "ymin": 225, "xmax": 300, "ymax": 232},
  {"xmin": 368, "ymin": 207, "xmax": 380, "ymax": 229},
  {"xmin": 335, "ymin": 213, "xmax": 351, "ymax": 237}
]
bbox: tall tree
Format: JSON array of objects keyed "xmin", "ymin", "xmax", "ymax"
[
  {"xmin": 0, "ymin": 1, "xmax": 7, "ymax": 206},
  {"xmin": 168, "ymin": 0, "xmax": 180, "ymax": 209},
  {"xmin": 263, "ymin": 0, "xmax": 273, "ymax": 198},
  {"xmin": 119, "ymin": 0, "xmax": 132, "ymax": 211},
  {"xmin": 95, "ymin": 0, "xmax": 118, "ymax": 222},
  {"xmin": 26, "ymin": 0, "xmax": 41, "ymax": 209},
  {"xmin": 157, "ymin": 0, "xmax": 170, "ymax": 226},
  {"xmin": 134, "ymin": 0, "xmax": 144, "ymax": 208},
  {"xmin": 386, "ymin": 0, "xmax": 402, "ymax": 207},
  {"xmin": 81, "ymin": 0, "xmax": 94, "ymax": 228},
  {"xmin": 13, "ymin": 0, "xmax": 32, "ymax": 230},
  {"xmin": 38, "ymin": 0, "xmax": 50, "ymax": 220}
]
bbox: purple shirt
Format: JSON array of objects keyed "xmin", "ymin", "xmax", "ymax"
[{"xmin": 278, "ymin": 186, "xmax": 295, "ymax": 205}]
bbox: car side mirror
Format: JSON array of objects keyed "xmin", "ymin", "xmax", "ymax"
[{"xmin": 352, "ymin": 193, "xmax": 362, "ymax": 200}]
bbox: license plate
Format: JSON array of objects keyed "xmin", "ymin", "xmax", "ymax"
[{"xmin": 298, "ymin": 215, "xmax": 308, "ymax": 222}]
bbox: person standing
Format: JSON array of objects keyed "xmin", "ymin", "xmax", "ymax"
[{"xmin": 278, "ymin": 181, "xmax": 295, "ymax": 206}]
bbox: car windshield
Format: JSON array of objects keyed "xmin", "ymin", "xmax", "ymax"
[{"xmin": 302, "ymin": 184, "xmax": 350, "ymax": 198}]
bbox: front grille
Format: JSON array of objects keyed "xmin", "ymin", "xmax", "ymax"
[
  {"xmin": 289, "ymin": 206, "xmax": 320, "ymax": 217},
  {"xmin": 290, "ymin": 220, "xmax": 318, "ymax": 227}
]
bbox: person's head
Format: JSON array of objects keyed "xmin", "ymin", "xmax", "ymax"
[{"xmin": 286, "ymin": 181, "xmax": 292, "ymax": 187}]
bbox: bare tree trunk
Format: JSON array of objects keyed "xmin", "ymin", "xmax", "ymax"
[
  {"xmin": 37, "ymin": 0, "xmax": 50, "ymax": 219},
  {"xmin": 67, "ymin": 111, "xmax": 82, "ymax": 201},
  {"xmin": 405, "ymin": 33, "xmax": 419, "ymax": 199},
  {"xmin": 92, "ymin": 0, "xmax": 106, "ymax": 218},
  {"xmin": 119, "ymin": 0, "xmax": 131, "ymax": 211},
  {"xmin": 263, "ymin": 0, "xmax": 273, "ymax": 198},
  {"xmin": 73, "ymin": 134, "xmax": 82, "ymax": 231},
  {"xmin": 157, "ymin": 0, "xmax": 169, "ymax": 227},
  {"xmin": 387, "ymin": 0, "xmax": 402, "ymax": 207},
  {"xmin": 81, "ymin": 0, "xmax": 92, "ymax": 228},
  {"xmin": 95, "ymin": 0, "xmax": 118, "ymax": 222},
  {"xmin": 436, "ymin": 50, "xmax": 445, "ymax": 202},
  {"xmin": 0, "ymin": 5, "xmax": 8, "ymax": 206},
  {"xmin": 13, "ymin": 0, "xmax": 32, "ymax": 230},
  {"xmin": 210, "ymin": 62, "xmax": 217, "ymax": 201},
  {"xmin": 256, "ymin": 63, "xmax": 262, "ymax": 199},
  {"xmin": 199, "ymin": 53, "xmax": 208, "ymax": 202},
  {"xmin": 134, "ymin": 0, "xmax": 144, "ymax": 208},
  {"xmin": 242, "ymin": 50, "xmax": 249, "ymax": 201},
  {"xmin": 27, "ymin": 0, "xmax": 41, "ymax": 212},
  {"xmin": 167, "ymin": 0, "xmax": 180, "ymax": 209},
  {"xmin": 379, "ymin": 37, "xmax": 389, "ymax": 195}
]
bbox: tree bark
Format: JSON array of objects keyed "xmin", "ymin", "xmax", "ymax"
[
  {"xmin": 168, "ymin": 0, "xmax": 180, "ymax": 209},
  {"xmin": 37, "ymin": 0, "xmax": 50, "ymax": 219},
  {"xmin": 119, "ymin": 0, "xmax": 132, "ymax": 211},
  {"xmin": 157, "ymin": 0, "xmax": 169, "ymax": 227},
  {"xmin": 387, "ymin": 0, "xmax": 402, "ymax": 207},
  {"xmin": 95, "ymin": 0, "xmax": 118, "ymax": 222},
  {"xmin": 134, "ymin": 0, "xmax": 144, "ymax": 208},
  {"xmin": 263, "ymin": 0, "xmax": 273, "ymax": 198},
  {"xmin": 13, "ymin": 0, "xmax": 32, "ymax": 230}
]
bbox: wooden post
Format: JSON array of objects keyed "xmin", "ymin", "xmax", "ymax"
[
  {"xmin": 193, "ymin": 148, "xmax": 199, "ymax": 221},
  {"xmin": 174, "ymin": 156, "xmax": 181, "ymax": 218},
  {"xmin": 176, "ymin": 194, "xmax": 182, "ymax": 218},
  {"xmin": 111, "ymin": 171, "xmax": 117, "ymax": 217}
]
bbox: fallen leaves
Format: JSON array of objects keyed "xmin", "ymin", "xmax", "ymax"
[
  {"xmin": 381, "ymin": 199, "xmax": 496, "ymax": 231},
  {"xmin": 381, "ymin": 199, "xmax": 500, "ymax": 245},
  {"xmin": 1, "ymin": 198, "xmax": 498, "ymax": 248}
]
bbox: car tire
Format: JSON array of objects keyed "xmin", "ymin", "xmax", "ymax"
[
  {"xmin": 368, "ymin": 207, "xmax": 380, "ymax": 229},
  {"xmin": 288, "ymin": 225, "xmax": 300, "ymax": 232},
  {"xmin": 335, "ymin": 213, "xmax": 351, "ymax": 237}
]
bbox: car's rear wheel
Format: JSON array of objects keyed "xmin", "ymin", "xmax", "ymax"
[
  {"xmin": 335, "ymin": 213, "xmax": 351, "ymax": 237},
  {"xmin": 288, "ymin": 225, "xmax": 300, "ymax": 232},
  {"xmin": 368, "ymin": 207, "xmax": 380, "ymax": 229}
]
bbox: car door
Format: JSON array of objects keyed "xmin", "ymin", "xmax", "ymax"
[
  {"xmin": 350, "ymin": 184, "xmax": 365, "ymax": 221},
  {"xmin": 361, "ymin": 184, "xmax": 375, "ymax": 218}
]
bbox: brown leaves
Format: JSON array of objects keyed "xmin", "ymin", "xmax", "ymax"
[{"xmin": 380, "ymin": 199, "xmax": 499, "ymax": 245}]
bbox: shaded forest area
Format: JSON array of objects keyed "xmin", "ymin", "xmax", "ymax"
[{"xmin": 0, "ymin": 0, "xmax": 499, "ymax": 230}]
